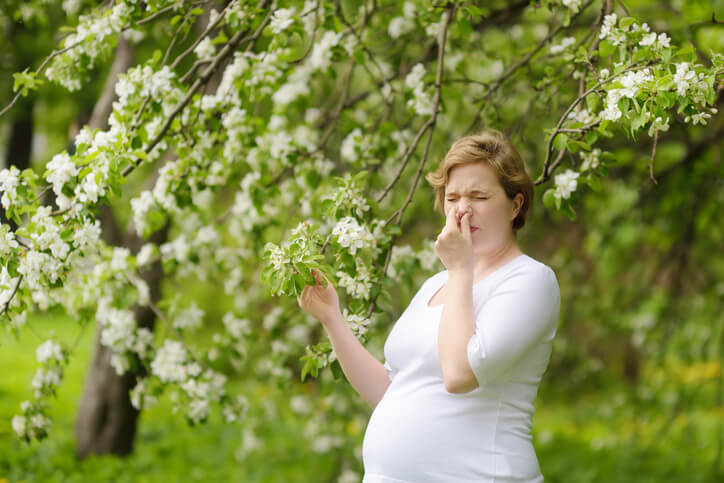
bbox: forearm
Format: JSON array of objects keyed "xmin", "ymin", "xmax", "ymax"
[
  {"xmin": 322, "ymin": 311, "xmax": 391, "ymax": 409},
  {"xmin": 438, "ymin": 270, "xmax": 478, "ymax": 393}
]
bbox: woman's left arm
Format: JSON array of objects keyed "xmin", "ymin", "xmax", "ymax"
[{"xmin": 438, "ymin": 266, "xmax": 560, "ymax": 394}]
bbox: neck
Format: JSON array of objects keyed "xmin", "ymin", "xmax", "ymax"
[{"xmin": 472, "ymin": 237, "xmax": 522, "ymax": 280}]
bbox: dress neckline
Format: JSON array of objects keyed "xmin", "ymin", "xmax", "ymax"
[{"xmin": 425, "ymin": 254, "xmax": 528, "ymax": 309}]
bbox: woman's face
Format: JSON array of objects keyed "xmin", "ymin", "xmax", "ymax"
[{"xmin": 443, "ymin": 162, "xmax": 522, "ymax": 256}]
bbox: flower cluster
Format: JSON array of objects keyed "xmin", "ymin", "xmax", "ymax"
[
  {"xmin": 45, "ymin": 2, "xmax": 132, "ymax": 91},
  {"xmin": 322, "ymin": 172, "xmax": 371, "ymax": 219},
  {"xmin": 269, "ymin": 7, "xmax": 296, "ymax": 34},
  {"xmin": 404, "ymin": 63, "xmax": 434, "ymax": 116},
  {"xmin": 194, "ymin": 37, "xmax": 216, "ymax": 61},
  {"xmin": 0, "ymin": 166, "xmax": 21, "ymax": 210},
  {"xmin": 580, "ymin": 149, "xmax": 601, "ymax": 172},
  {"xmin": 342, "ymin": 309, "xmax": 372, "ymax": 338},
  {"xmin": 601, "ymin": 68, "xmax": 654, "ymax": 121},
  {"xmin": 331, "ymin": 217, "xmax": 376, "ymax": 255},
  {"xmin": 12, "ymin": 401, "xmax": 52, "ymax": 442},
  {"xmin": 336, "ymin": 262, "xmax": 374, "ymax": 300}
]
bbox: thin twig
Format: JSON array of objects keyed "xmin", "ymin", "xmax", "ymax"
[
  {"xmin": 644, "ymin": 129, "xmax": 660, "ymax": 188},
  {"xmin": 0, "ymin": 39, "xmax": 82, "ymax": 118}
]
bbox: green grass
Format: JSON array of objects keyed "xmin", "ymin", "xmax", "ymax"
[{"xmin": 1, "ymin": 315, "xmax": 721, "ymax": 482}]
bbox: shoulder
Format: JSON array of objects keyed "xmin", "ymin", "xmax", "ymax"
[{"xmin": 494, "ymin": 255, "xmax": 560, "ymax": 299}]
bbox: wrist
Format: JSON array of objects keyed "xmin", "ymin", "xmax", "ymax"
[
  {"xmin": 448, "ymin": 268, "xmax": 473, "ymax": 284},
  {"xmin": 320, "ymin": 309, "xmax": 344, "ymax": 328}
]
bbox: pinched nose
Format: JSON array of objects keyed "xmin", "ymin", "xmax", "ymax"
[{"xmin": 456, "ymin": 209, "xmax": 472, "ymax": 221}]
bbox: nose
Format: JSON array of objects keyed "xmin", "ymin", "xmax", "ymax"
[{"xmin": 456, "ymin": 202, "xmax": 472, "ymax": 219}]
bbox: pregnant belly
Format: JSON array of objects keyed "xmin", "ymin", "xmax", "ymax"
[{"xmin": 362, "ymin": 388, "xmax": 541, "ymax": 482}]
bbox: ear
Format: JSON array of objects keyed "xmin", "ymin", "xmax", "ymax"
[{"xmin": 511, "ymin": 193, "xmax": 524, "ymax": 220}]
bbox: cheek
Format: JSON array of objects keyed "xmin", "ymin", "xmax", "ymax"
[{"xmin": 476, "ymin": 202, "xmax": 508, "ymax": 224}]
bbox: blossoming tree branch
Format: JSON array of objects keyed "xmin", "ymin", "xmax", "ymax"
[{"xmin": 0, "ymin": 0, "xmax": 721, "ymax": 464}]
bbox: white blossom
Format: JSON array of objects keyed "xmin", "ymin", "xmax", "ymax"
[
  {"xmin": 674, "ymin": 62, "xmax": 696, "ymax": 96},
  {"xmin": 173, "ymin": 302, "xmax": 205, "ymax": 331},
  {"xmin": 599, "ymin": 13, "xmax": 617, "ymax": 40},
  {"xmin": 332, "ymin": 217, "xmax": 376, "ymax": 255},
  {"xmin": 151, "ymin": 340, "xmax": 188, "ymax": 383},
  {"xmin": 686, "ymin": 111, "xmax": 712, "ymax": 125},
  {"xmin": 341, "ymin": 128, "xmax": 365, "ymax": 162},
  {"xmin": 273, "ymin": 78, "xmax": 309, "ymax": 105},
  {"xmin": 0, "ymin": 166, "xmax": 20, "ymax": 209},
  {"xmin": 405, "ymin": 63, "xmax": 426, "ymax": 91},
  {"xmin": 270, "ymin": 8, "xmax": 295, "ymax": 34},
  {"xmin": 0, "ymin": 226, "xmax": 19, "ymax": 257},
  {"xmin": 336, "ymin": 265, "xmax": 373, "ymax": 300},
  {"xmin": 550, "ymin": 36, "xmax": 576, "ymax": 54},
  {"xmin": 223, "ymin": 312, "xmax": 251, "ymax": 339},
  {"xmin": 99, "ymin": 307, "xmax": 136, "ymax": 353},
  {"xmin": 36, "ymin": 340, "xmax": 63, "ymax": 364},
  {"xmin": 656, "ymin": 33, "xmax": 670, "ymax": 49},
  {"xmin": 388, "ymin": 17, "xmax": 414, "ymax": 39},
  {"xmin": 12, "ymin": 415, "xmax": 27, "ymax": 438},
  {"xmin": 46, "ymin": 152, "xmax": 78, "ymax": 196},
  {"xmin": 639, "ymin": 32, "xmax": 657, "ymax": 47},
  {"xmin": 562, "ymin": 0, "xmax": 581, "ymax": 13},
  {"xmin": 580, "ymin": 149, "xmax": 601, "ymax": 171},
  {"xmin": 31, "ymin": 367, "xmax": 62, "ymax": 396},
  {"xmin": 553, "ymin": 169, "xmax": 580, "ymax": 200},
  {"xmin": 309, "ymin": 31, "xmax": 341, "ymax": 70},
  {"xmin": 648, "ymin": 116, "xmax": 670, "ymax": 136},
  {"xmin": 194, "ymin": 37, "xmax": 215, "ymax": 61}
]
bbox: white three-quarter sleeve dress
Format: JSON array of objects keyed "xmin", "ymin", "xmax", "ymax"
[{"xmin": 362, "ymin": 254, "xmax": 560, "ymax": 483}]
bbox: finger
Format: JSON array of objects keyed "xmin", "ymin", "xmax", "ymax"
[
  {"xmin": 444, "ymin": 206, "xmax": 457, "ymax": 232},
  {"xmin": 460, "ymin": 212, "xmax": 472, "ymax": 238}
]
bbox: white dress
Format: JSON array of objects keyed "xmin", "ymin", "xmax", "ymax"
[{"xmin": 362, "ymin": 254, "xmax": 560, "ymax": 482}]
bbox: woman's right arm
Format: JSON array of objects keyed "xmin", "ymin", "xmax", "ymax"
[{"xmin": 298, "ymin": 270, "xmax": 391, "ymax": 409}]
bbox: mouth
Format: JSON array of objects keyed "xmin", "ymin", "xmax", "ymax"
[{"xmin": 458, "ymin": 221, "xmax": 479, "ymax": 232}]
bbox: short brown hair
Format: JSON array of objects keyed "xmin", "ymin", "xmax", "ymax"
[{"xmin": 424, "ymin": 129, "xmax": 534, "ymax": 232}]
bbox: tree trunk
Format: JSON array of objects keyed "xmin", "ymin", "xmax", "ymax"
[{"xmin": 74, "ymin": 223, "xmax": 168, "ymax": 458}]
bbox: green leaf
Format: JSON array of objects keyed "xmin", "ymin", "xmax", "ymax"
[
  {"xmin": 584, "ymin": 130, "xmax": 599, "ymax": 145},
  {"xmin": 619, "ymin": 17, "xmax": 636, "ymax": 29},
  {"xmin": 598, "ymin": 40, "xmax": 615, "ymax": 58},
  {"xmin": 12, "ymin": 69, "xmax": 43, "ymax": 96},
  {"xmin": 585, "ymin": 93, "xmax": 600, "ymax": 113},
  {"xmin": 330, "ymin": 359, "xmax": 344, "ymax": 380},
  {"xmin": 543, "ymin": 189, "xmax": 557, "ymax": 209},
  {"xmin": 567, "ymin": 140, "xmax": 591, "ymax": 154},
  {"xmin": 552, "ymin": 133, "xmax": 568, "ymax": 152},
  {"xmin": 561, "ymin": 9, "xmax": 571, "ymax": 27}
]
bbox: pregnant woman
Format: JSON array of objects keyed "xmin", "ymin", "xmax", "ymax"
[{"xmin": 298, "ymin": 129, "xmax": 561, "ymax": 482}]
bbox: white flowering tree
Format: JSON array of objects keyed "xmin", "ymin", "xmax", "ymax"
[{"xmin": 1, "ymin": 0, "xmax": 722, "ymax": 478}]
